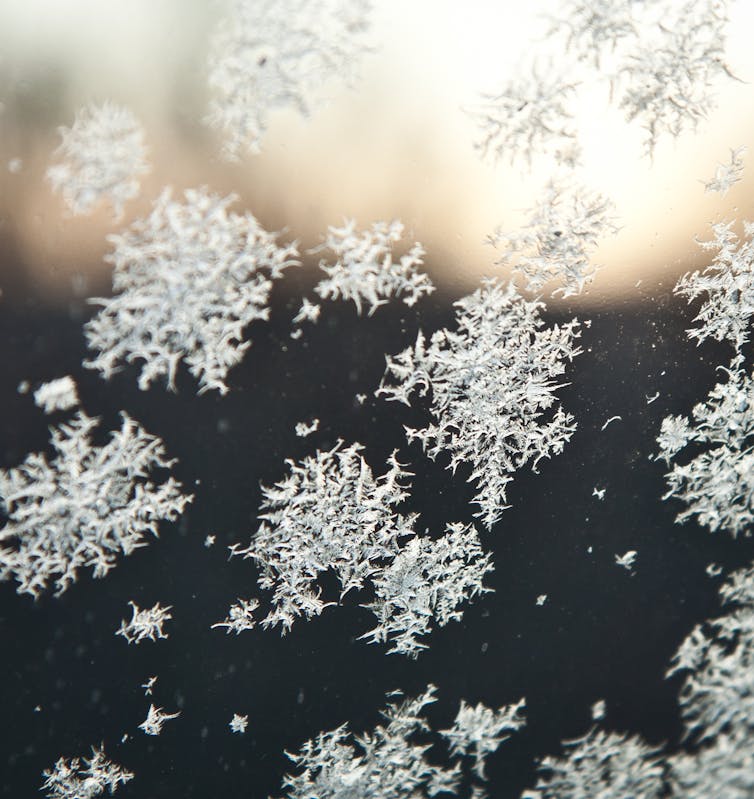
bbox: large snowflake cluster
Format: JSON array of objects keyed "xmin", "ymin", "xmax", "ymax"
[
  {"xmin": 84, "ymin": 187, "xmax": 299, "ymax": 394},
  {"xmin": 41, "ymin": 746, "xmax": 133, "ymax": 799},
  {"xmin": 278, "ymin": 685, "xmax": 525, "ymax": 799},
  {"xmin": 488, "ymin": 180, "xmax": 619, "ymax": 298},
  {"xmin": 207, "ymin": 0, "xmax": 371, "ymax": 159},
  {"xmin": 378, "ymin": 279, "xmax": 582, "ymax": 528},
  {"xmin": 0, "ymin": 411, "xmax": 191, "ymax": 598},
  {"xmin": 46, "ymin": 101, "xmax": 149, "ymax": 219}
]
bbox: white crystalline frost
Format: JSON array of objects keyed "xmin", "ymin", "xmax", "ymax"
[
  {"xmin": 46, "ymin": 101, "xmax": 149, "ymax": 219},
  {"xmin": 33, "ymin": 376, "xmax": 79, "ymax": 414},
  {"xmin": 294, "ymin": 418, "xmax": 319, "ymax": 438},
  {"xmin": 311, "ymin": 219, "xmax": 434, "ymax": 315},
  {"xmin": 378, "ymin": 279, "xmax": 581, "ymax": 529},
  {"xmin": 116, "ymin": 601, "xmax": 172, "ymax": 644},
  {"xmin": 41, "ymin": 745, "xmax": 133, "ymax": 799},
  {"xmin": 85, "ymin": 187, "xmax": 299, "ymax": 394},
  {"xmin": 0, "ymin": 411, "xmax": 192, "ymax": 599},
  {"xmin": 703, "ymin": 145, "xmax": 745, "ymax": 196},
  {"xmin": 212, "ymin": 597, "xmax": 259, "ymax": 634},
  {"xmin": 139, "ymin": 704, "xmax": 180, "ymax": 736},
  {"xmin": 230, "ymin": 713, "xmax": 249, "ymax": 734},
  {"xmin": 207, "ymin": 0, "xmax": 372, "ymax": 159}
]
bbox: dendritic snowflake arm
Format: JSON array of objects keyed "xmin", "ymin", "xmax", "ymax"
[
  {"xmin": 139, "ymin": 704, "xmax": 180, "ymax": 736},
  {"xmin": 440, "ymin": 698, "xmax": 526, "ymax": 779},
  {"xmin": 674, "ymin": 221, "xmax": 754, "ymax": 351},
  {"xmin": 656, "ymin": 362, "xmax": 754, "ymax": 537},
  {"xmin": 378, "ymin": 279, "xmax": 581, "ymax": 528},
  {"xmin": 703, "ymin": 145, "xmax": 745, "ymax": 195},
  {"xmin": 41, "ymin": 746, "xmax": 133, "ymax": 799},
  {"xmin": 229, "ymin": 442, "xmax": 416, "ymax": 632},
  {"xmin": 212, "ymin": 597, "xmax": 259, "ymax": 634},
  {"xmin": 360, "ymin": 522, "xmax": 494, "ymax": 658},
  {"xmin": 207, "ymin": 0, "xmax": 372, "ymax": 159},
  {"xmin": 488, "ymin": 180, "xmax": 620, "ymax": 298},
  {"xmin": 0, "ymin": 411, "xmax": 192, "ymax": 598},
  {"xmin": 311, "ymin": 219, "xmax": 433, "ymax": 315},
  {"xmin": 116, "ymin": 601, "xmax": 172, "ymax": 644},
  {"xmin": 46, "ymin": 101, "xmax": 149, "ymax": 220},
  {"xmin": 84, "ymin": 187, "xmax": 299, "ymax": 394}
]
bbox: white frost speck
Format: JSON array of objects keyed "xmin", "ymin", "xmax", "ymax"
[{"xmin": 33, "ymin": 377, "xmax": 79, "ymax": 414}]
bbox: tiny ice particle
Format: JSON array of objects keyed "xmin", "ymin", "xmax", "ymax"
[
  {"xmin": 592, "ymin": 487, "xmax": 606, "ymax": 500},
  {"xmin": 591, "ymin": 699, "xmax": 606, "ymax": 721},
  {"xmin": 601, "ymin": 415, "xmax": 622, "ymax": 431},
  {"xmin": 204, "ymin": 535, "xmax": 216, "ymax": 548},
  {"xmin": 536, "ymin": 594, "xmax": 547, "ymax": 606},
  {"xmin": 33, "ymin": 376, "xmax": 79, "ymax": 414},
  {"xmin": 139, "ymin": 704, "xmax": 180, "ymax": 736},
  {"xmin": 615, "ymin": 550, "xmax": 637, "ymax": 572},
  {"xmin": 295, "ymin": 418, "xmax": 319, "ymax": 438},
  {"xmin": 230, "ymin": 713, "xmax": 249, "ymax": 734},
  {"xmin": 142, "ymin": 676, "xmax": 157, "ymax": 696}
]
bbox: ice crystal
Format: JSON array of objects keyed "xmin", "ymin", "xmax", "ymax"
[
  {"xmin": 521, "ymin": 728, "xmax": 665, "ymax": 799},
  {"xmin": 360, "ymin": 522, "xmax": 493, "ymax": 658},
  {"xmin": 46, "ymin": 102, "xmax": 149, "ymax": 219},
  {"xmin": 116, "ymin": 601, "xmax": 172, "ymax": 644},
  {"xmin": 615, "ymin": 550, "xmax": 637, "ymax": 571},
  {"xmin": 488, "ymin": 181, "xmax": 619, "ymax": 298},
  {"xmin": 675, "ymin": 221, "xmax": 754, "ymax": 351},
  {"xmin": 591, "ymin": 699, "xmax": 607, "ymax": 721},
  {"xmin": 84, "ymin": 187, "xmax": 299, "ymax": 394},
  {"xmin": 41, "ymin": 745, "xmax": 133, "ymax": 799},
  {"xmin": 212, "ymin": 597, "xmax": 259, "ymax": 634},
  {"xmin": 207, "ymin": 0, "xmax": 372, "ymax": 159},
  {"xmin": 292, "ymin": 297, "xmax": 321, "ymax": 325},
  {"xmin": 142, "ymin": 676, "xmax": 157, "ymax": 696},
  {"xmin": 536, "ymin": 594, "xmax": 547, "ymax": 606},
  {"xmin": 311, "ymin": 220, "xmax": 433, "ymax": 315},
  {"xmin": 139, "ymin": 704, "xmax": 180, "ymax": 736},
  {"xmin": 440, "ymin": 698, "xmax": 526, "ymax": 779},
  {"xmin": 33, "ymin": 377, "xmax": 79, "ymax": 414},
  {"xmin": 656, "ymin": 362, "xmax": 754, "ymax": 537},
  {"xmin": 378, "ymin": 279, "xmax": 581, "ymax": 528},
  {"xmin": 668, "ymin": 731, "xmax": 754, "ymax": 799},
  {"xmin": 703, "ymin": 146, "xmax": 746, "ymax": 196},
  {"xmin": 0, "ymin": 411, "xmax": 191, "ymax": 599},
  {"xmin": 294, "ymin": 418, "xmax": 319, "ymax": 438},
  {"xmin": 230, "ymin": 713, "xmax": 249, "ymax": 734}
]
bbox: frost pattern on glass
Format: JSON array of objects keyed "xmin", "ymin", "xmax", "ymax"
[
  {"xmin": 207, "ymin": 0, "xmax": 371, "ymax": 159},
  {"xmin": 488, "ymin": 181, "xmax": 619, "ymax": 298},
  {"xmin": 656, "ymin": 361, "xmax": 754, "ymax": 537},
  {"xmin": 703, "ymin": 145, "xmax": 745, "ymax": 195},
  {"xmin": 310, "ymin": 220, "xmax": 434, "ymax": 316},
  {"xmin": 378, "ymin": 279, "xmax": 582, "ymax": 528},
  {"xmin": 0, "ymin": 411, "xmax": 191, "ymax": 599},
  {"xmin": 33, "ymin": 376, "xmax": 79, "ymax": 415},
  {"xmin": 116, "ymin": 601, "xmax": 173, "ymax": 644},
  {"xmin": 46, "ymin": 102, "xmax": 149, "ymax": 220},
  {"xmin": 84, "ymin": 188, "xmax": 299, "ymax": 394},
  {"xmin": 41, "ymin": 746, "xmax": 133, "ymax": 799}
]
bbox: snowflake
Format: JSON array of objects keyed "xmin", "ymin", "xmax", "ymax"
[
  {"xmin": 294, "ymin": 418, "xmax": 320, "ymax": 438},
  {"xmin": 591, "ymin": 699, "xmax": 607, "ymax": 721},
  {"xmin": 360, "ymin": 522, "xmax": 494, "ymax": 658},
  {"xmin": 41, "ymin": 745, "xmax": 133, "ymax": 799},
  {"xmin": 139, "ymin": 704, "xmax": 180, "ymax": 736},
  {"xmin": 615, "ymin": 550, "xmax": 637, "ymax": 571},
  {"xmin": 310, "ymin": 220, "xmax": 434, "ymax": 315},
  {"xmin": 470, "ymin": 62, "xmax": 580, "ymax": 166},
  {"xmin": 0, "ymin": 411, "xmax": 192, "ymax": 599},
  {"xmin": 536, "ymin": 594, "xmax": 547, "ymax": 606},
  {"xmin": 292, "ymin": 297, "xmax": 321, "ymax": 325},
  {"xmin": 656, "ymin": 361, "xmax": 754, "ymax": 537},
  {"xmin": 521, "ymin": 728, "xmax": 665, "ymax": 799},
  {"xmin": 703, "ymin": 145, "xmax": 746, "ymax": 196},
  {"xmin": 378, "ymin": 279, "xmax": 582, "ymax": 528},
  {"xmin": 212, "ymin": 597, "xmax": 259, "ymax": 634},
  {"xmin": 33, "ymin": 376, "xmax": 79, "ymax": 414},
  {"xmin": 440, "ymin": 698, "xmax": 526, "ymax": 779},
  {"xmin": 488, "ymin": 181, "xmax": 619, "ymax": 298},
  {"xmin": 230, "ymin": 713, "xmax": 249, "ymax": 734},
  {"xmin": 46, "ymin": 101, "xmax": 149, "ymax": 219},
  {"xmin": 675, "ymin": 220, "xmax": 754, "ymax": 351},
  {"xmin": 141, "ymin": 676, "xmax": 157, "ymax": 696},
  {"xmin": 116, "ymin": 601, "xmax": 173, "ymax": 644},
  {"xmin": 84, "ymin": 187, "xmax": 299, "ymax": 394},
  {"xmin": 207, "ymin": 0, "xmax": 372, "ymax": 159}
]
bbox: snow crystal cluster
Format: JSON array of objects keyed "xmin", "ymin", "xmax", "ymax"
[
  {"xmin": 41, "ymin": 746, "xmax": 133, "ymax": 799},
  {"xmin": 139, "ymin": 704, "xmax": 180, "ymax": 736},
  {"xmin": 33, "ymin": 376, "xmax": 79, "ymax": 415},
  {"xmin": 212, "ymin": 597, "xmax": 259, "ymax": 635},
  {"xmin": 703, "ymin": 145, "xmax": 746, "ymax": 195},
  {"xmin": 116, "ymin": 601, "xmax": 173, "ymax": 644}
]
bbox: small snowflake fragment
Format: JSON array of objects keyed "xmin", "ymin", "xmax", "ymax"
[
  {"xmin": 230, "ymin": 713, "xmax": 249, "ymax": 734},
  {"xmin": 33, "ymin": 376, "xmax": 79, "ymax": 414},
  {"xmin": 292, "ymin": 297, "xmax": 321, "ymax": 325},
  {"xmin": 615, "ymin": 550, "xmax": 637, "ymax": 571},
  {"xmin": 116, "ymin": 601, "xmax": 172, "ymax": 644},
  {"xmin": 212, "ymin": 597, "xmax": 260, "ymax": 634},
  {"xmin": 294, "ymin": 418, "xmax": 319, "ymax": 438},
  {"xmin": 703, "ymin": 145, "xmax": 745, "ymax": 195},
  {"xmin": 139, "ymin": 704, "xmax": 180, "ymax": 736},
  {"xmin": 47, "ymin": 101, "xmax": 149, "ymax": 219},
  {"xmin": 601, "ymin": 415, "xmax": 622, "ymax": 431},
  {"xmin": 204, "ymin": 534, "xmax": 216, "ymax": 548},
  {"xmin": 536, "ymin": 594, "xmax": 548, "ymax": 606},
  {"xmin": 591, "ymin": 699, "xmax": 607, "ymax": 721},
  {"xmin": 41, "ymin": 745, "xmax": 133, "ymax": 799},
  {"xmin": 592, "ymin": 487, "xmax": 606, "ymax": 500},
  {"xmin": 142, "ymin": 676, "xmax": 157, "ymax": 696}
]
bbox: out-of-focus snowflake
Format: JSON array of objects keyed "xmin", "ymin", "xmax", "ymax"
[
  {"xmin": 440, "ymin": 698, "xmax": 526, "ymax": 779},
  {"xmin": 207, "ymin": 0, "xmax": 372, "ymax": 159},
  {"xmin": 33, "ymin": 376, "xmax": 79, "ymax": 414},
  {"xmin": 591, "ymin": 699, "xmax": 607, "ymax": 721},
  {"xmin": 360, "ymin": 522, "xmax": 493, "ymax": 658},
  {"xmin": 521, "ymin": 727, "xmax": 665, "ymax": 799},
  {"xmin": 0, "ymin": 411, "xmax": 192, "ymax": 599},
  {"xmin": 41, "ymin": 745, "xmax": 133, "ymax": 799},
  {"xmin": 675, "ymin": 221, "xmax": 754, "ymax": 351},
  {"xmin": 703, "ymin": 146, "xmax": 746, "ymax": 196},
  {"xmin": 656, "ymin": 361, "xmax": 754, "ymax": 537},
  {"xmin": 116, "ymin": 601, "xmax": 173, "ymax": 644},
  {"xmin": 310, "ymin": 220, "xmax": 433, "ymax": 315},
  {"xmin": 230, "ymin": 713, "xmax": 249, "ymax": 734},
  {"xmin": 212, "ymin": 597, "xmax": 259, "ymax": 634},
  {"xmin": 488, "ymin": 181, "xmax": 619, "ymax": 297},
  {"xmin": 84, "ymin": 187, "xmax": 299, "ymax": 394},
  {"xmin": 46, "ymin": 102, "xmax": 149, "ymax": 219},
  {"xmin": 139, "ymin": 704, "xmax": 180, "ymax": 736},
  {"xmin": 378, "ymin": 279, "xmax": 581, "ymax": 528}
]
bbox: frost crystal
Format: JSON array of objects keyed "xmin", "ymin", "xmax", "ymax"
[
  {"xmin": 139, "ymin": 704, "xmax": 180, "ymax": 736},
  {"xmin": 33, "ymin": 377, "xmax": 79, "ymax": 415},
  {"xmin": 41, "ymin": 745, "xmax": 133, "ymax": 799},
  {"xmin": 84, "ymin": 188, "xmax": 299, "ymax": 394},
  {"xmin": 656, "ymin": 362, "xmax": 754, "ymax": 537},
  {"xmin": 360, "ymin": 522, "xmax": 493, "ymax": 658},
  {"xmin": 116, "ymin": 601, "xmax": 172, "ymax": 644},
  {"xmin": 207, "ymin": 0, "xmax": 371, "ymax": 159},
  {"xmin": 488, "ymin": 181, "xmax": 619, "ymax": 297},
  {"xmin": 230, "ymin": 713, "xmax": 249, "ymax": 734},
  {"xmin": 292, "ymin": 297, "xmax": 321, "ymax": 325},
  {"xmin": 675, "ymin": 221, "xmax": 754, "ymax": 351},
  {"xmin": 378, "ymin": 279, "xmax": 581, "ymax": 528},
  {"xmin": 212, "ymin": 597, "xmax": 259, "ymax": 634},
  {"xmin": 669, "ymin": 731, "xmax": 754, "ymax": 799},
  {"xmin": 46, "ymin": 102, "xmax": 149, "ymax": 219},
  {"xmin": 703, "ymin": 146, "xmax": 746, "ymax": 196},
  {"xmin": 521, "ymin": 728, "xmax": 665, "ymax": 799},
  {"xmin": 294, "ymin": 418, "xmax": 319, "ymax": 438},
  {"xmin": 0, "ymin": 411, "xmax": 191, "ymax": 599},
  {"xmin": 311, "ymin": 220, "xmax": 433, "ymax": 315},
  {"xmin": 615, "ymin": 550, "xmax": 637, "ymax": 571}
]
